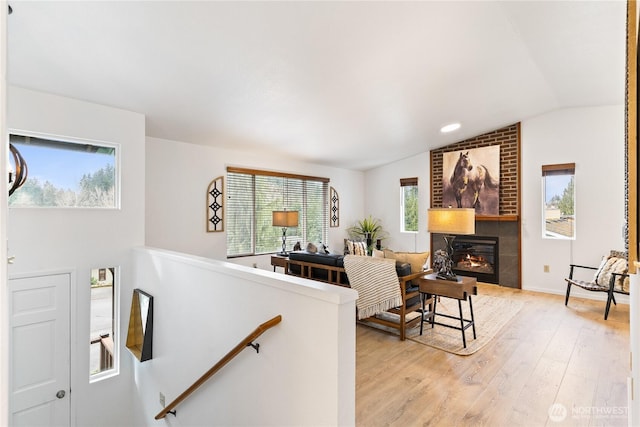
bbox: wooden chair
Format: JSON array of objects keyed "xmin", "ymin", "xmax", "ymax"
[
  {"xmin": 343, "ymin": 255, "xmax": 433, "ymax": 340},
  {"xmin": 564, "ymin": 250, "xmax": 629, "ymax": 320}
]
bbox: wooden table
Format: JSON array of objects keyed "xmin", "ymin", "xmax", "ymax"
[
  {"xmin": 416, "ymin": 274, "xmax": 478, "ymax": 348},
  {"xmin": 270, "ymin": 255, "xmax": 288, "ymax": 272}
]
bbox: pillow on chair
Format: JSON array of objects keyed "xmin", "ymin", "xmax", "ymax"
[
  {"xmin": 346, "ymin": 240, "xmax": 368, "ymax": 256},
  {"xmin": 593, "ymin": 255, "xmax": 628, "ymax": 291},
  {"xmin": 372, "ymin": 249, "xmax": 385, "ymax": 258},
  {"xmin": 383, "ymin": 249, "xmax": 430, "ymax": 274}
]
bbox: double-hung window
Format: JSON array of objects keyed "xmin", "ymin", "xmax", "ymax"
[
  {"xmin": 400, "ymin": 177, "xmax": 418, "ymax": 233},
  {"xmin": 542, "ymin": 163, "xmax": 576, "ymax": 239},
  {"xmin": 226, "ymin": 168, "xmax": 329, "ymax": 257}
]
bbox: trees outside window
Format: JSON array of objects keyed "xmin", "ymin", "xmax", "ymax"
[
  {"xmin": 226, "ymin": 168, "xmax": 329, "ymax": 256},
  {"xmin": 401, "ymin": 178, "xmax": 418, "ymax": 233},
  {"xmin": 8, "ymin": 133, "xmax": 118, "ymax": 208},
  {"xmin": 542, "ymin": 164, "xmax": 575, "ymax": 239}
]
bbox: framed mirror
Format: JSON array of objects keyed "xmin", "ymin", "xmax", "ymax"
[{"xmin": 126, "ymin": 289, "xmax": 153, "ymax": 362}]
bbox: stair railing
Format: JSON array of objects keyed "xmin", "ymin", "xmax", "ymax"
[{"xmin": 155, "ymin": 314, "xmax": 282, "ymax": 420}]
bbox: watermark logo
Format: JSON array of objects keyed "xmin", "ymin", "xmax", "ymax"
[
  {"xmin": 548, "ymin": 403, "xmax": 628, "ymax": 422},
  {"xmin": 548, "ymin": 403, "xmax": 567, "ymax": 422}
]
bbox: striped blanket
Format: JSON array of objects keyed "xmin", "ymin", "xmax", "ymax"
[{"xmin": 343, "ymin": 255, "xmax": 402, "ymax": 320}]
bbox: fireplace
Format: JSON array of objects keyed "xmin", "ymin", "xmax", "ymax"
[{"xmin": 451, "ymin": 236, "xmax": 499, "ymax": 284}]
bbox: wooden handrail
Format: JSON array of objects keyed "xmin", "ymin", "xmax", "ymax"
[{"xmin": 155, "ymin": 314, "xmax": 282, "ymax": 420}]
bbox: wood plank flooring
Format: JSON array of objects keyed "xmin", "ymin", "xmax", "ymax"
[{"xmin": 356, "ymin": 284, "xmax": 630, "ymax": 426}]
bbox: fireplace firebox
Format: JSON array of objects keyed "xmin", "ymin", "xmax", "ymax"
[{"xmin": 451, "ymin": 236, "xmax": 499, "ymax": 284}]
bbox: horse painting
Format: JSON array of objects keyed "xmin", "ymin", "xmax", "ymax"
[{"xmin": 449, "ymin": 151, "xmax": 499, "ymax": 210}]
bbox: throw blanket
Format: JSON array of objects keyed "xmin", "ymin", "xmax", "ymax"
[{"xmin": 343, "ymin": 255, "xmax": 402, "ymax": 320}]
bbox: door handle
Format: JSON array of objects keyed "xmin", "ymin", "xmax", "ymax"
[
  {"xmin": 56, "ymin": 390, "xmax": 65, "ymax": 399},
  {"xmin": 7, "ymin": 256, "xmax": 15, "ymax": 264}
]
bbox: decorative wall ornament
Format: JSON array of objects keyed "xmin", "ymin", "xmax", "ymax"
[
  {"xmin": 330, "ymin": 186, "xmax": 340, "ymax": 227},
  {"xmin": 207, "ymin": 176, "xmax": 224, "ymax": 232}
]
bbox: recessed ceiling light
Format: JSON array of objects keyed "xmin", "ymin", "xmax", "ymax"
[{"xmin": 440, "ymin": 122, "xmax": 461, "ymax": 133}]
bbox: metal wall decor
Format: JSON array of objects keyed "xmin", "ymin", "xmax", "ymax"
[
  {"xmin": 8, "ymin": 143, "xmax": 27, "ymax": 196},
  {"xmin": 330, "ymin": 186, "xmax": 339, "ymax": 227},
  {"xmin": 207, "ymin": 176, "xmax": 224, "ymax": 232}
]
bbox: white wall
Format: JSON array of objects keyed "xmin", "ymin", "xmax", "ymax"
[
  {"xmin": 521, "ymin": 105, "xmax": 625, "ymax": 297},
  {"xmin": 365, "ymin": 105, "xmax": 625, "ymax": 297},
  {"xmin": 363, "ymin": 152, "xmax": 431, "ymax": 253},
  {"xmin": 145, "ymin": 136, "xmax": 365, "ymax": 268},
  {"xmin": 7, "ymin": 87, "xmax": 146, "ymax": 426},
  {"xmin": 132, "ymin": 247, "xmax": 357, "ymax": 426}
]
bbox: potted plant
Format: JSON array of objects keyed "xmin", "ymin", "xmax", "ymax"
[{"xmin": 348, "ymin": 216, "xmax": 386, "ymax": 254}]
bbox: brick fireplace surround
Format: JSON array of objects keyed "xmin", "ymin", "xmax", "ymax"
[{"xmin": 430, "ymin": 123, "xmax": 521, "ymax": 288}]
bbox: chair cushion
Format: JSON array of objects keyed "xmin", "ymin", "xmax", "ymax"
[
  {"xmin": 288, "ymin": 251, "xmax": 343, "ymax": 267},
  {"xmin": 566, "ymin": 278, "xmax": 608, "ymax": 292}
]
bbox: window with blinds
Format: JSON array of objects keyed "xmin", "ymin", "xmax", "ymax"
[
  {"xmin": 226, "ymin": 168, "xmax": 329, "ymax": 257},
  {"xmin": 542, "ymin": 163, "xmax": 575, "ymax": 239},
  {"xmin": 400, "ymin": 177, "xmax": 418, "ymax": 233}
]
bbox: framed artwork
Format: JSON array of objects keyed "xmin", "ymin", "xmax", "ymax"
[{"xmin": 442, "ymin": 146, "xmax": 500, "ymax": 215}]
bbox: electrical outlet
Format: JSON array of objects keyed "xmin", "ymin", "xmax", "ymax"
[
  {"xmin": 543, "ymin": 265, "xmax": 550, "ymax": 273},
  {"xmin": 159, "ymin": 392, "xmax": 165, "ymax": 407}
]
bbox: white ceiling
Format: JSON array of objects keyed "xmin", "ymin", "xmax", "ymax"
[{"xmin": 7, "ymin": 1, "xmax": 626, "ymax": 171}]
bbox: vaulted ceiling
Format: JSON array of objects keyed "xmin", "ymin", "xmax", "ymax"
[{"xmin": 7, "ymin": 1, "xmax": 626, "ymax": 170}]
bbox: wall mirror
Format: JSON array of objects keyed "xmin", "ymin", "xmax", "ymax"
[{"xmin": 126, "ymin": 289, "xmax": 153, "ymax": 362}]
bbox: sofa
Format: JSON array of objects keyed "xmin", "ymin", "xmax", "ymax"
[{"xmin": 286, "ymin": 250, "xmax": 432, "ymax": 340}]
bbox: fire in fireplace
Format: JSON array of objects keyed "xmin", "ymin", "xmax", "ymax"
[{"xmin": 451, "ymin": 236, "xmax": 499, "ymax": 284}]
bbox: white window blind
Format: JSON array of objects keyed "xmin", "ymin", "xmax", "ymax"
[{"xmin": 226, "ymin": 168, "xmax": 329, "ymax": 257}]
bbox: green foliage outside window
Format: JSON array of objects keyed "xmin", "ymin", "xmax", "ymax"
[
  {"xmin": 227, "ymin": 172, "xmax": 328, "ymax": 256},
  {"xmin": 9, "ymin": 164, "xmax": 116, "ymax": 207},
  {"xmin": 558, "ymin": 176, "xmax": 575, "ymax": 216},
  {"xmin": 402, "ymin": 186, "xmax": 419, "ymax": 232}
]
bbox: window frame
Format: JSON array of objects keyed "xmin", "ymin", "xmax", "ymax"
[
  {"xmin": 542, "ymin": 163, "xmax": 576, "ymax": 240},
  {"xmin": 8, "ymin": 129, "xmax": 121, "ymax": 209},
  {"xmin": 400, "ymin": 177, "xmax": 418, "ymax": 233},
  {"xmin": 226, "ymin": 167, "xmax": 329, "ymax": 257}
]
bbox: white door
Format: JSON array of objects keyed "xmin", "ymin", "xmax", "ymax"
[{"xmin": 9, "ymin": 273, "xmax": 70, "ymax": 427}]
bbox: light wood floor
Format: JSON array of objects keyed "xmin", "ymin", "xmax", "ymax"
[{"xmin": 356, "ymin": 284, "xmax": 630, "ymax": 427}]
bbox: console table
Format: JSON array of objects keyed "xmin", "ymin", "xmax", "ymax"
[
  {"xmin": 416, "ymin": 274, "xmax": 478, "ymax": 348},
  {"xmin": 270, "ymin": 255, "xmax": 288, "ymax": 272}
]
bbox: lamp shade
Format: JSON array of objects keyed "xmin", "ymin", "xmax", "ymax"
[
  {"xmin": 427, "ymin": 208, "xmax": 475, "ymax": 235},
  {"xmin": 272, "ymin": 210, "xmax": 299, "ymax": 227}
]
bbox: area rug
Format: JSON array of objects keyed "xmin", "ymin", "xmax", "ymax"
[{"xmin": 407, "ymin": 294, "xmax": 524, "ymax": 356}]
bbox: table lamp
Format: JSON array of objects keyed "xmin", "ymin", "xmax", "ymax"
[
  {"xmin": 272, "ymin": 210, "xmax": 299, "ymax": 255},
  {"xmin": 427, "ymin": 208, "xmax": 475, "ymax": 281}
]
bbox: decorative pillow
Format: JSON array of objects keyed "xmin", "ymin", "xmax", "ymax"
[
  {"xmin": 383, "ymin": 249, "xmax": 430, "ymax": 274},
  {"xmin": 346, "ymin": 240, "xmax": 368, "ymax": 256},
  {"xmin": 592, "ymin": 256, "xmax": 610, "ymax": 284},
  {"xmin": 372, "ymin": 249, "xmax": 385, "ymax": 258},
  {"xmin": 621, "ymin": 275, "xmax": 630, "ymax": 293},
  {"xmin": 594, "ymin": 256, "xmax": 628, "ymax": 291}
]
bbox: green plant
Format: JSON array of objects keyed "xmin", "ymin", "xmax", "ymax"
[{"xmin": 348, "ymin": 216, "xmax": 387, "ymax": 251}]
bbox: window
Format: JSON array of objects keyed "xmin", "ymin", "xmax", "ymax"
[
  {"xmin": 400, "ymin": 177, "xmax": 418, "ymax": 232},
  {"xmin": 90, "ymin": 267, "xmax": 118, "ymax": 380},
  {"xmin": 542, "ymin": 163, "xmax": 575, "ymax": 239},
  {"xmin": 226, "ymin": 168, "xmax": 329, "ymax": 256},
  {"xmin": 8, "ymin": 133, "xmax": 118, "ymax": 208}
]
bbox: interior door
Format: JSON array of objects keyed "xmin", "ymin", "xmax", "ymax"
[{"xmin": 9, "ymin": 273, "xmax": 70, "ymax": 427}]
